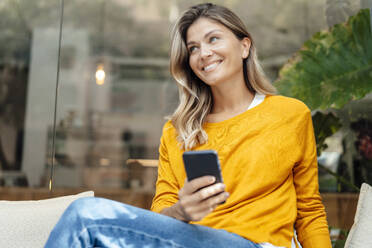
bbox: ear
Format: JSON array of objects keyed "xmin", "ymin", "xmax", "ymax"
[{"xmin": 241, "ymin": 37, "xmax": 251, "ymax": 59}]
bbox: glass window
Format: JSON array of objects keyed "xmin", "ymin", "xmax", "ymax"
[
  {"xmin": 1, "ymin": 1, "xmax": 371, "ymax": 238},
  {"xmin": 0, "ymin": 0, "xmax": 61, "ymax": 187}
]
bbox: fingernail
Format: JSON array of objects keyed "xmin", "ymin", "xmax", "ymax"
[
  {"xmin": 209, "ymin": 176, "xmax": 216, "ymax": 183},
  {"xmin": 225, "ymin": 192, "xmax": 230, "ymax": 197}
]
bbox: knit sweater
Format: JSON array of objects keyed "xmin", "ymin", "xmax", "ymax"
[{"xmin": 151, "ymin": 95, "xmax": 332, "ymax": 248}]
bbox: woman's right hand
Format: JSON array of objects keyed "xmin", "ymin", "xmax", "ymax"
[{"xmin": 172, "ymin": 176, "xmax": 229, "ymax": 222}]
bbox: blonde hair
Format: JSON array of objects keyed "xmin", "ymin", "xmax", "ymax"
[{"xmin": 170, "ymin": 3, "xmax": 276, "ymax": 150}]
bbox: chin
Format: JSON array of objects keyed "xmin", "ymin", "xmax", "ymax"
[
  {"xmin": 198, "ymin": 74, "xmax": 220, "ymax": 85},
  {"xmin": 201, "ymin": 79, "xmax": 218, "ymax": 87},
  {"xmin": 202, "ymin": 77, "xmax": 224, "ymax": 87}
]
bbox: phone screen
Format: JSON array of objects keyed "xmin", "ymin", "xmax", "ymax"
[{"xmin": 182, "ymin": 150, "xmax": 223, "ymax": 183}]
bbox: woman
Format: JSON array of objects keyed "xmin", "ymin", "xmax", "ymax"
[{"xmin": 45, "ymin": 3, "xmax": 331, "ymax": 248}]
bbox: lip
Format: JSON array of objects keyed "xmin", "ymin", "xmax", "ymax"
[{"xmin": 202, "ymin": 60, "xmax": 223, "ymax": 72}]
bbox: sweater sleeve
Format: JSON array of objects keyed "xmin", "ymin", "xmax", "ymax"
[
  {"xmin": 293, "ymin": 108, "xmax": 332, "ymax": 248},
  {"xmin": 151, "ymin": 122, "xmax": 180, "ymax": 213}
]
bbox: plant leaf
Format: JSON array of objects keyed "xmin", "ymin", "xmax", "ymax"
[{"xmin": 275, "ymin": 9, "xmax": 372, "ymax": 110}]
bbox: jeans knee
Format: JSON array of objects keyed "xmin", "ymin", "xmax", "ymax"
[
  {"xmin": 66, "ymin": 197, "xmax": 135, "ymax": 221},
  {"xmin": 64, "ymin": 197, "xmax": 97, "ymax": 217}
]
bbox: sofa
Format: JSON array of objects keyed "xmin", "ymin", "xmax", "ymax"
[
  {"xmin": 0, "ymin": 191, "xmax": 94, "ymax": 248},
  {"xmin": 0, "ymin": 184, "xmax": 371, "ymax": 248}
]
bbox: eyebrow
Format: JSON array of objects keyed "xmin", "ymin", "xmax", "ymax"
[{"xmin": 186, "ymin": 29, "xmax": 222, "ymax": 46}]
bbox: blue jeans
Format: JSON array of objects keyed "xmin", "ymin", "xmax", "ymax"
[{"xmin": 45, "ymin": 197, "xmax": 262, "ymax": 248}]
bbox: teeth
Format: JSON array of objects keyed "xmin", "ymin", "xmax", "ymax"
[{"xmin": 203, "ymin": 61, "xmax": 220, "ymax": 71}]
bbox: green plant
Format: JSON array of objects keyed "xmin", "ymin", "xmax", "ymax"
[{"xmin": 275, "ymin": 8, "xmax": 372, "ymax": 110}]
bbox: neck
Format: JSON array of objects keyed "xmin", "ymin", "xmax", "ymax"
[{"xmin": 210, "ymin": 79, "xmax": 254, "ymax": 114}]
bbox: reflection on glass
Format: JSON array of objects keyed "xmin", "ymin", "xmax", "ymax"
[
  {"xmin": 49, "ymin": 0, "xmax": 177, "ymax": 189},
  {"xmin": 1, "ymin": 0, "xmax": 370, "ymax": 193},
  {"xmin": 0, "ymin": 0, "xmax": 61, "ymax": 188},
  {"xmin": 95, "ymin": 64, "xmax": 106, "ymax": 85}
]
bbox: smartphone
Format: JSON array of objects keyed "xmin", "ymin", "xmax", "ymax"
[{"xmin": 182, "ymin": 150, "xmax": 223, "ymax": 184}]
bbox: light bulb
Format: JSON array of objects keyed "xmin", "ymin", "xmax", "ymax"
[{"xmin": 95, "ymin": 64, "xmax": 105, "ymax": 85}]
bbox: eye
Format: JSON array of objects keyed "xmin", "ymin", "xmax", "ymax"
[
  {"xmin": 209, "ymin": 36, "xmax": 219, "ymax": 43},
  {"xmin": 188, "ymin": 46, "xmax": 198, "ymax": 53}
]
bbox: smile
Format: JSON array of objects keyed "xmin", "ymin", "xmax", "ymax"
[{"xmin": 202, "ymin": 60, "xmax": 222, "ymax": 72}]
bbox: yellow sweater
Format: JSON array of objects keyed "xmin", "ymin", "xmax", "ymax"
[{"xmin": 151, "ymin": 95, "xmax": 331, "ymax": 248}]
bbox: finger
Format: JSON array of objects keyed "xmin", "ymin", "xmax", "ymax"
[
  {"xmin": 180, "ymin": 191, "xmax": 229, "ymax": 222},
  {"xmin": 189, "ymin": 190, "xmax": 229, "ymax": 214},
  {"xmin": 204, "ymin": 191, "xmax": 230, "ymax": 207},
  {"xmin": 178, "ymin": 184, "xmax": 224, "ymax": 215},
  {"xmin": 182, "ymin": 176, "xmax": 216, "ymax": 195},
  {"xmin": 194, "ymin": 183, "xmax": 225, "ymax": 202}
]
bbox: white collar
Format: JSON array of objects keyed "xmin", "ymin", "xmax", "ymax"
[{"xmin": 247, "ymin": 93, "xmax": 266, "ymax": 110}]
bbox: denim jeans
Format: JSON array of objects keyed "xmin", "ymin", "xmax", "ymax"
[{"xmin": 45, "ymin": 197, "xmax": 262, "ymax": 248}]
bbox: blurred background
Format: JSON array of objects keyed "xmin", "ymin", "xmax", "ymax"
[{"xmin": 0, "ymin": 0, "xmax": 371, "ymax": 245}]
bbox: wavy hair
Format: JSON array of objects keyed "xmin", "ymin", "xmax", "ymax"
[{"xmin": 170, "ymin": 3, "xmax": 276, "ymax": 150}]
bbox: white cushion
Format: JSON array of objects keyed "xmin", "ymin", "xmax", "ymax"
[
  {"xmin": 345, "ymin": 183, "xmax": 372, "ymax": 248},
  {"xmin": 0, "ymin": 191, "xmax": 94, "ymax": 248}
]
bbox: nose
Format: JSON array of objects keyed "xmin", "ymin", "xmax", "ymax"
[{"xmin": 200, "ymin": 44, "xmax": 213, "ymax": 58}]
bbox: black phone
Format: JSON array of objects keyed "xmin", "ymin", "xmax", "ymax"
[{"xmin": 182, "ymin": 150, "xmax": 223, "ymax": 184}]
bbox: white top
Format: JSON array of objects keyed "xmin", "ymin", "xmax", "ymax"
[{"xmin": 247, "ymin": 93, "xmax": 266, "ymax": 110}]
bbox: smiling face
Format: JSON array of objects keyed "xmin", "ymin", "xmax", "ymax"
[{"xmin": 186, "ymin": 17, "xmax": 250, "ymax": 87}]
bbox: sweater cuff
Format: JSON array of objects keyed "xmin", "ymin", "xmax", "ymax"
[{"xmin": 301, "ymin": 233, "xmax": 332, "ymax": 248}]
